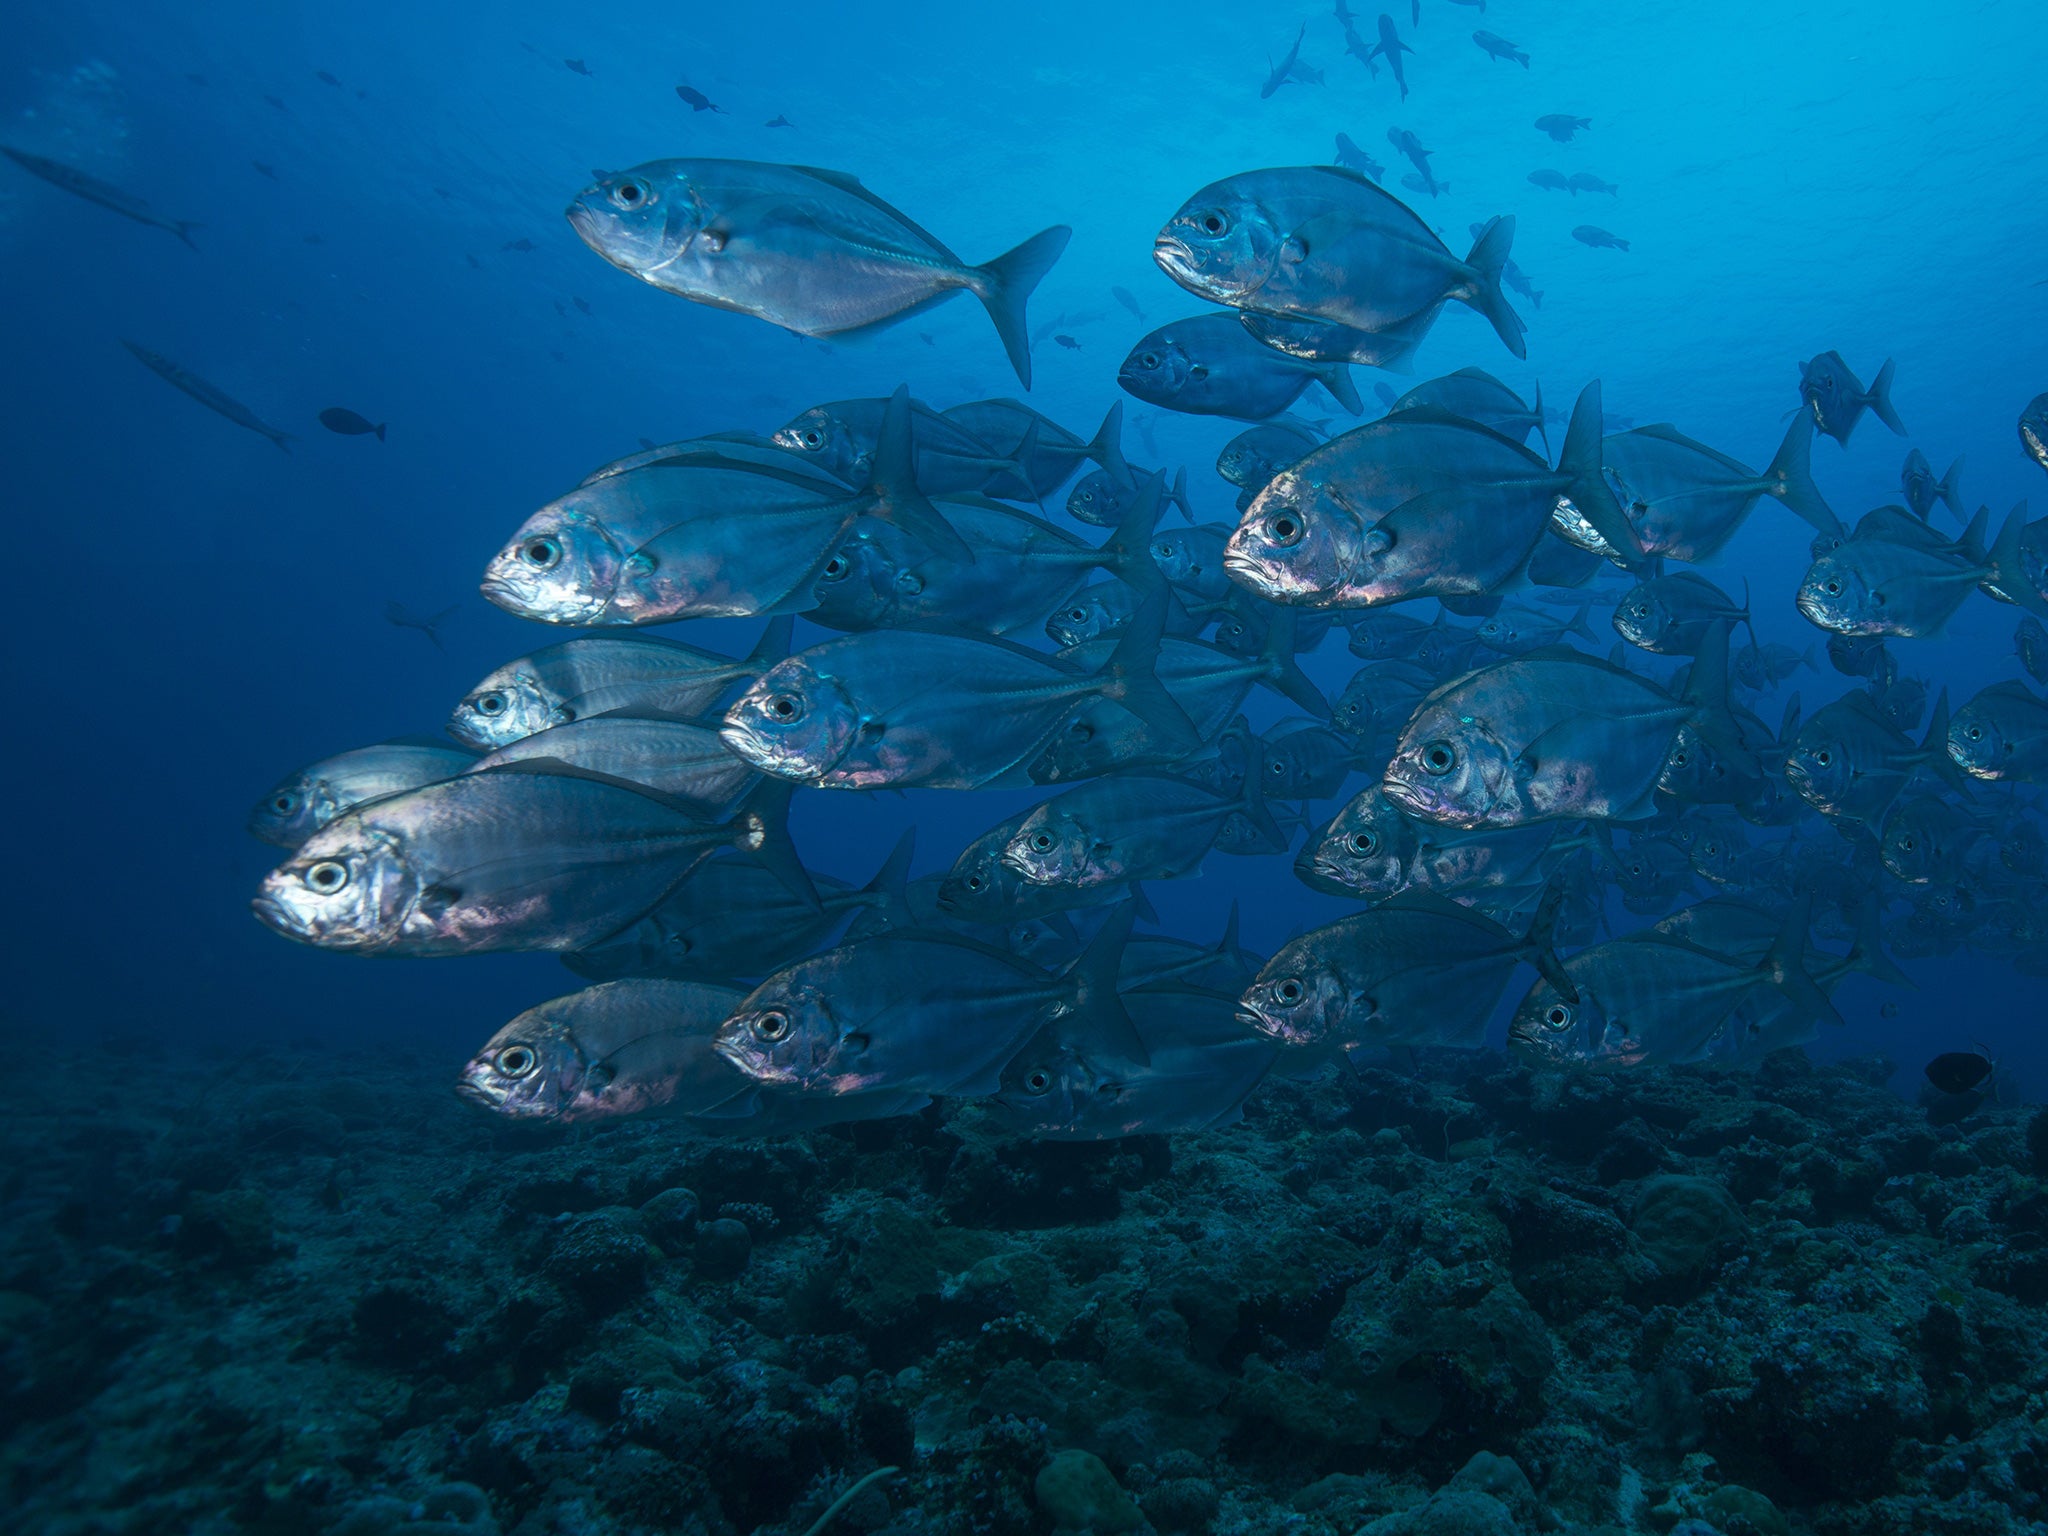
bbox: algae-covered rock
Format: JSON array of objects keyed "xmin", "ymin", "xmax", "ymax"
[
  {"xmin": 1355, "ymin": 1488, "xmax": 1520, "ymax": 1535},
  {"xmin": 1036, "ymin": 1448, "xmax": 1143, "ymax": 1534},
  {"xmin": 1630, "ymin": 1175, "xmax": 1745, "ymax": 1281},
  {"xmin": 541, "ymin": 1207, "xmax": 650, "ymax": 1305}
]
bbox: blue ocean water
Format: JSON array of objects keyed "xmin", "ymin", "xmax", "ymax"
[{"xmin": 4, "ymin": 5, "xmax": 2048, "ymax": 1530}]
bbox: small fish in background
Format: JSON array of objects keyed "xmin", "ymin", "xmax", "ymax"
[
  {"xmin": 553, "ymin": 299, "xmax": 568, "ymax": 318},
  {"xmin": 1528, "ymin": 169, "xmax": 1570, "ymax": 193},
  {"xmin": 1574, "ymin": 225, "xmax": 1629, "ymax": 250},
  {"xmin": 0, "ymin": 145, "xmax": 202, "ymax": 248},
  {"xmin": 1881, "ymin": 1000, "xmax": 1900, "ymax": 1018},
  {"xmin": 2018, "ymin": 617, "xmax": 2048, "ymax": 683},
  {"xmin": 1797, "ymin": 350, "xmax": 1905, "ymax": 445},
  {"xmin": 1260, "ymin": 24, "xmax": 1310, "ymax": 99},
  {"xmin": 1341, "ymin": 19, "xmax": 1377, "ymax": 74},
  {"xmin": 676, "ymin": 84, "xmax": 725, "ymax": 113},
  {"xmin": 123, "ymin": 340, "xmax": 294, "ymax": 452},
  {"xmin": 320, "ymin": 407, "xmax": 386, "ymax": 441},
  {"xmin": 564, "ymin": 58, "xmax": 593, "ymax": 76},
  {"xmin": 917, "ymin": 331, "xmax": 935, "ymax": 345},
  {"xmin": 1901, "ymin": 449, "xmax": 1965, "ymax": 521},
  {"xmin": 385, "ymin": 601, "xmax": 460, "ymax": 651},
  {"xmin": 1536, "ymin": 113, "xmax": 1591, "ymax": 141},
  {"xmin": 1111, "ymin": 285, "xmax": 1146, "ymax": 323},
  {"xmin": 465, "ymin": 253, "xmax": 481, "ymax": 269},
  {"xmin": 1369, "ymin": 13, "xmax": 1415, "ymax": 100},
  {"xmin": 502, "ymin": 237, "xmax": 535, "ymax": 252},
  {"xmin": 573, "ymin": 296, "xmax": 592, "ymax": 315},
  {"xmin": 765, "ymin": 114, "xmax": 794, "ymax": 128},
  {"xmin": 1473, "ymin": 31, "xmax": 1528, "ymax": 66},
  {"xmin": 1333, "ymin": 133, "xmax": 1385, "ymax": 182},
  {"xmin": 1402, "ymin": 171, "xmax": 1448, "ymax": 199},
  {"xmin": 2021, "ymin": 393, "xmax": 2048, "ymax": 472},
  {"xmin": 1471, "ymin": 222, "xmax": 1544, "ymax": 308},
  {"xmin": 1387, "ymin": 126, "xmax": 1433, "ymax": 178},
  {"xmin": 264, "ymin": 94, "xmax": 288, "ymax": 111},
  {"xmin": 637, "ymin": 437, "xmax": 658, "ymax": 450},
  {"xmin": 251, "ymin": 161, "xmax": 277, "ymax": 180},
  {"xmin": 433, "ymin": 186, "xmax": 452, "ymax": 199},
  {"xmin": 1569, "ymin": 172, "xmax": 1620, "ymax": 196},
  {"xmin": 315, "ymin": 70, "xmax": 341, "ymax": 87},
  {"xmin": 1055, "ymin": 334, "xmax": 1081, "ymax": 350},
  {"xmin": 1925, "ymin": 1049, "xmax": 1996, "ymax": 1097}
]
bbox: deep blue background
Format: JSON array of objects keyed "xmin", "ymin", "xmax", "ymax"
[{"xmin": 1, "ymin": 2, "xmax": 2042, "ymax": 1091}]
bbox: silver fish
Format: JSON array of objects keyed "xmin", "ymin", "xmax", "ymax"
[
  {"xmin": 566, "ymin": 159, "xmax": 1069, "ymax": 386},
  {"xmin": 123, "ymin": 341, "xmax": 293, "ymax": 452},
  {"xmin": 1119, "ymin": 313, "xmax": 1362, "ymax": 419},
  {"xmin": 1948, "ymin": 681, "xmax": 2048, "ymax": 782},
  {"xmin": 1798, "ymin": 504, "xmax": 2042, "ymax": 638},
  {"xmin": 2, "ymin": 145, "xmax": 200, "ymax": 246},
  {"xmin": 1002, "ymin": 771, "xmax": 1279, "ymax": 891},
  {"xmin": 469, "ymin": 714, "xmax": 757, "ymax": 812},
  {"xmin": 249, "ymin": 739, "xmax": 479, "ymax": 848}
]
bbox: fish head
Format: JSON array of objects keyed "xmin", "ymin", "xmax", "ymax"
[
  {"xmin": 1795, "ymin": 554, "xmax": 1884, "ymax": 635},
  {"xmin": 720, "ymin": 659, "xmax": 861, "ymax": 781},
  {"xmin": 1001, "ymin": 809, "xmax": 1100, "ymax": 888},
  {"xmin": 1065, "ymin": 470, "xmax": 1125, "ymax": 527},
  {"xmin": 2021, "ymin": 394, "xmax": 2048, "ymax": 471},
  {"xmin": 1225, "ymin": 471, "xmax": 1362, "ymax": 604},
  {"xmin": 252, "ymin": 819, "xmax": 415, "ymax": 950},
  {"xmin": 1027, "ymin": 706, "xmax": 1141, "ymax": 784},
  {"xmin": 1330, "ymin": 674, "xmax": 1379, "ymax": 741},
  {"xmin": 565, "ymin": 162, "xmax": 702, "ymax": 280},
  {"xmin": 1215, "ymin": 436, "xmax": 1268, "ymax": 489},
  {"xmin": 713, "ymin": 980, "xmax": 835, "ymax": 1088},
  {"xmin": 1303, "ymin": 795, "xmax": 1409, "ymax": 895},
  {"xmin": 1656, "ymin": 723, "xmax": 1743, "ymax": 804},
  {"xmin": 1237, "ymin": 957, "xmax": 1349, "ymax": 1048},
  {"xmin": 809, "ymin": 532, "xmax": 899, "ymax": 628},
  {"xmin": 456, "ymin": 1014, "xmax": 586, "ymax": 1118},
  {"xmin": 1046, "ymin": 590, "xmax": 1118, "ymax": 647},
  {"xmin": 935, "ymin": 843, "xmax": 1021, "ymax": 918},
  {"xmin": 1612, "ymin": 587, "xmax": 1673, "ymax": 651},
  {"xmin": 1947, "ymin": 702, "xmax": 2011, "ymax": 780},
  {"xmin": 995, "ymin": 1036, "xmax": 1102, "ymax": 1129},
  {"xmin": 1381, "ymin": 707, "xmax": 1517, "ymax": 827},
  {"xmin": 772, "ymin": 407, "xmax": 866, "ymax": 483},
  {"xmin": 1781, "ymin": 729, "xmax": 1851, "ymax": 813},
  {"xmin": 449, "ymin": 666, "xmax": 560, "ymax": 749},
  {"xmin": 1508, "ymin": 983, "xmax": 1635, "ymax": 1068},
  {"xmin": 1116, "ymin": 333, "xmax": 1197, "ymax": 406},
  {"xmin": 1879, "ymin": 811, "xmax": 1937, "ymax": 883},
  {"xmin": 1154, "ymin": 185, "xmax": 1282, "ymax": 302},
  {"xmin": 247, "ymin": 770, "xmax": 334, "ymax": 848},
  {"xmin": 481, "ymin": 505, "xmax": 624, "ymax": 625}
]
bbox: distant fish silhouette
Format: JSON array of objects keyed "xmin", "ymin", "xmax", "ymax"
[
  {"xmin": 1111, "ymin": 285, "xmax": 1145, "ymax": 322},
  {"xmin": 573, "ymin": 296, "xmax": 593, "ymax": 315},
  {"xmin": 0, "ymin": 145, "xmax": 201, "ymax": 248},
  {"xmin": 554, "ymin": 299, "xmax": 568, "ymax": 318},
  {"xmin": 466, "ymin": 253, "xmax": 481, "ymax": 269},
  {"xmin": 917, "ymin": 331, "xmax": 936, "ymax": 346},
  {"xmin": 1924, "ymin": 1050, "xmax": 1994, "ymax": 1096},
  {"xmin": 1528, "ymin": 169, "xmax": 1570, "ymax": 193},
  {"xmin": 638, "ymin": 437, "xmax": 659, "ymax": 451},
  {"xmin": 433, "ymin": 186, "xmax": 452, "ymax": 199},
  {"xmin": 1573, "ymin": 225, "xmax": 1629, "ymax": 251},
  {"xmin": 1333, "ymin": 133, "xmax": 1385, "ymax": 182},
  {"xmin": 765, "ymin": 114, "xmax": 794, "ymax": 128},
  {"xmin": 1473, "ymin": 30, "xmax": 1527, "ymax": 66},
  {"xmin": 1054, "ymin": 334, "xmax": 1081, "ymax": 350},
  {"xmin": 264, "ymin": 94, "xmax": 288, "ymax": 112},
  {"xmin": 320, "ymin": 407, "xmax": 386, "ymax": 441},
  {"xmin": 1402, "ymin": 171, "xmax": 1448, "ymax": 199},
  {"xmin": 1569, "ymin": 172, "xmax": 1620, "ymax": 197},
  {"xmin": 1261, "ymin": 24, "xmax": 1308, "ymax": 98},
  {"xmin": 315, "ymin": 70, "xmax": 341, "ymax": 87},
  {"xmin": 123, "ymin": 340, "xmax": 293, "ymax": 452},
  {"xmin": 676, "ymin": 84, "xmax": 725, "ymax": 113},
  {"xmin": 1535, "ymin": 114, "xmax": 1591, "ymax": 142},
  {"xmin": 565, "ymin": 58, "xmax": 593, "ymax": 76},
  {"xmin": 1369, "ymin": 14, "xmax": 1415, "ymax": 101},
  {"xmin": 384, "ymin": 601, "xmax": 460, "ymax": 652},
  {"xmin": 252, "ymin": 160, "xmax": 277, "ymax": 180},
  {"xmin": 502, "ymin": 237, "xmax": 535, "ymax": 252}
]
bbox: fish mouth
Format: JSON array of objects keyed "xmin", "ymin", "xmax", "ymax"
[
  {"xmin": 564, "ymin": 198, "xmax": 601, "ymax": 243},
  {"xmin": 452, "ymin": 1069, "xmax": 503, "ymax": 1110},
  {"xmin": 249, "ymin": 892, "xmax": 307, "ymax": 937},
  {"xmin": 1152, "ymin": 236, "xmax": 1198, "ymax": 282}
]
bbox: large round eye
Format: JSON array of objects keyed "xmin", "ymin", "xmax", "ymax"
[
  {"xmin": 1276, "ymin": 979, "xmax": 1305, "ymax": 1004},
  {"xmin": 1347, "ymin": 830, "xmax": 1377, "ymax": 854},
  {"xmin": 1265, "ymin": 512, "xmax": 1303, "ymax": 547},
  {"xmin": 495, "ymin": 1045, "xmax": 537, "ymax": 1078},
  {"xmin": 520, "ymin": 537, "xmax": 562, "ymax": 570},
  {"xmin": 1823, "ymin": 579, "xmax": 1841, "ymax": 596},
  {"xmin": 820, "ymin": 556, "xmax": 849, "ymax": 581},
  {"xmin": 1068, "ymin": 608, "xmax": 1087, "ymax": 622},
  {"xmin": 1627, "ymin": 862, "xmax": 1644, "ymax": 877},
  {"xmin": 476, "ymin": 692, "xmax": 506, "ymax": 716},
  {"xmin": 753, "ymin": 1010, "xmax": 790, "ymax": 1042},
  {"xmin": 1543, "ymin": 1003, "xmax": 1573, "ymax": 1030},
  {"xmin": 1155, "ymin": 541, "xmax": 1177, "ymax": 558},
  {"xmin": 1421, "ymin": 741, "xmax": 1457, "ymax": 776},
  {"xmin": 1030, "ymin": 831, "xmax": 1055, "ymax": 852},
  {"xmin": 1966, "ymin": 724, "xmax": 1983, "ymax": 740},
  {"xmin": 767, "ymin": 694, "xmax": 804, "ymax": 722},
  {"xmin": 801, "ymin": 428, "xmax": 823, "ymax": 448},
  {"xmin": 1669, "ymin": 749, "xmax": 1689, "ymax": 767},
  {"xmin": 965, "ymin": 874, "xmax": 985, "ymax": 891},
  {"xmin": 1814, "ymin": 749, "xmax": 1833, "ymax": 768},
  {"xmin": 1024, "ymin": 1068, "xmax": 1052, "ymax": 1094},
  {"xmin": 306, "ymin": 860, "xmax": 348, "ymax": 894},
  {"xmin": 1200, "ymin": 209, "xmax": 1230, "ymax": 235},
  {"xmin": 271, "ymin": 792, "xmax": 298, "ymax": 814},
  {"xmin": 609, "ymin": 177, "xmax": 649, "ymax": 209},
  {"xmin": 1899, "ymin": 836, "xmax": 1916, "ymax": 852},
  {"xmin": 1139, "ymin": 352, "xmax": 1160, "ymax": 370}
]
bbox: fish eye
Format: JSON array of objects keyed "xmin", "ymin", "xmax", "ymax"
[
  {"xmin": 767, "ymin": 693, "xmax": 804, "ymax": 722},
  {"xmin": 271, "ymin": 792, "xmax": 297, "ymax": 814},
  {"xmin": 1155, "ymin": 541, "xmax": 1177, "ymax": 557},
  {"xmin": 609, "ymin": 177, "xmax": 648, "ymax": 209},
  {"xmin": 1199, "ymin": 210, "xmax": 1230, "ymax": 235},
  {"xmin": 753, "ymin": 1010, "xmax": 791, "ymax": 1042},
  {"xmin": 1265, "ymin": 513, "xmax": 1304, "ymax": 546},
  {"xmin": 305, "ymin": 860, "xmax": 348, "ymax": 894},
  {"xmin": 821, "ymin": 556, "xmax": 849, "ymax": 580},
  {"xmin": 1670, "ymin": 749, "xmax": 1688, "ymax": 766},
  {"xmin": 495, "ymin": 1045, "xmax": 537, "ymax": 1078},
  {"xmin": 1030, "ymin": 831, "xmax": 1055, "ymax": 851},
  {"xmin": 1543, "ymin": 1003, "xmax": 1574, "ymax": 1030},
  {"xmin": 476, "ymin": 692, "xmax": 506, "ymax": 716},
  {"xmin": 1421, "ymin": 741, "xmax": 1457, "ymax": 776},
  {"xmin": 1900, "ymin": 836, "xmax": 1916, "ymax": 851},
  {"xmin": 1276, "ymin": 979, "xmax": 1304, "ymax": 1004},
  {"xmin": 965, "ymin": 874, "xmax": 984, "ymax": 890},
  {"xmin": 1024, "ymin": 1068, "xmax": 1052, "ymax": 1094},
  {"xmin": 1815, "ymin": 749, "xmax": 1833, "ymax": 767},
  {"xmin": 1068, "ymin": 608, "xmax": 1087, "ymax": 621},
  {"xmin": 520, "ymin": 537, "xmax": 562, "ymax": 570},
  {"xmin": 1139, "ymin": 352, "xmax": 1160, "ymax": 369},
  {"xmin": 1627, "ymin": 862, "xmax": 1643, "ymax": 876},
  {"xmin": 1347, "ymin": 830, "xmax": 1377, "ymax": 854},
  {"xmin": 1966, "ymin": 724, "xmax": 1983, "ymax": 740},
  {"xmin": 801, "ymin": 429, "xmax": 823, "ymax": 448},
  {"xmin": 1823, "ymin": 580, "xmax": 1841, "ymax": 596}
]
